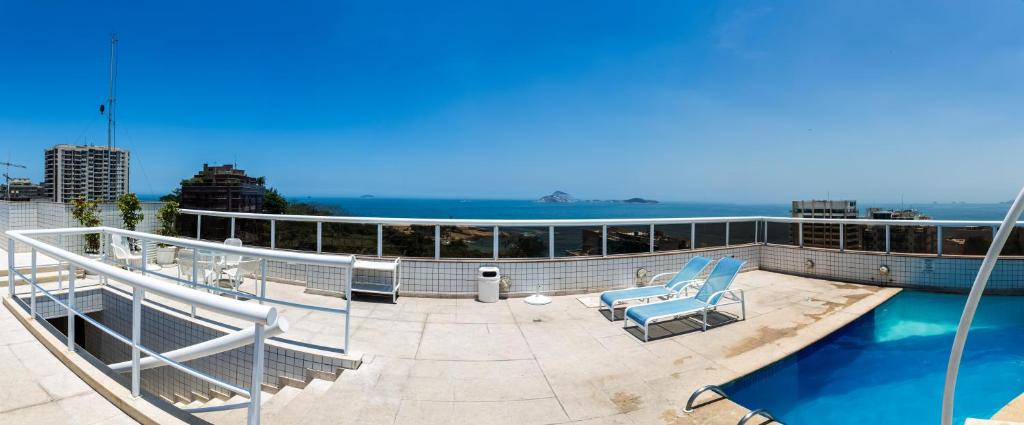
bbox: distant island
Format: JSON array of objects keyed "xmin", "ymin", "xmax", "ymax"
[
  {"xmin": 537, "ymin": 191, "xmax": 658, "ymax": 204},
  {"xmin": 359, "ymin": 194, "xmax": 374, "ymax": 198}
]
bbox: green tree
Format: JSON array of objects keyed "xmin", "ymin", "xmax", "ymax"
[
  {"xmin": 263, "ymin": 188, "xmax": 289, "ymax": 214},
  {"xmin": 71, "ymin": 198, "xmax": 101, "ymax": 253},
  {"xmin": 156, "ymin": 201, "xmax": 180, "ymax": 237},
  {"xmin": 159, "ymin": 188, "xmax": 181, "ymax": 203},
  {"xmin": 117, "ymin": 193, "xmax": 144, "ymax": 231}
]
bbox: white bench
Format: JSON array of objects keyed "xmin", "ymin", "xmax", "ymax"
[{"xmin": 351, "ymin": 258, "xmax": 401, "ymax": 303}]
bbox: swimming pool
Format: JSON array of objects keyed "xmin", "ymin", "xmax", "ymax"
[{"xmin": 724, "ymin": 291, "xmax": 1024, "ymax": 424}]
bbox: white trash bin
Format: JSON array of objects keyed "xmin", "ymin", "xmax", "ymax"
[{"xmin": 478, "ymin": 266, "xmax": 500, "ymax": 303}]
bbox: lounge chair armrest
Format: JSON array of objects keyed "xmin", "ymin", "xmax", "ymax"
[
  {"xmin": 672, "ymin": 279, "xmax": 704, "ymax": 295},
  {"xmin": 647, "ymin": 272, "xmax": 678, "ymax": 286},
  {"xmin": 704, "ymin": 288, "xmax": 744, "ymax": 306}
]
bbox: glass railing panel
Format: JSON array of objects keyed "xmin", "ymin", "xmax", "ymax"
[
  {"xmin": 199, "ymin": 216, "xmax": 229, "ymax": 242},
  {"xmin": 801, "ymin": 223, "xmax": 841, "ymax": 249},
  {"xmin": 322, "ymin": 223, "xmax": 377, "ymax": 255},
  {"xmin": 890, "ymin": 225, "xmax": 937, "ymax": 254},
  {"xmin": 607, "ymin": 225, "xmax": 650, "ymax": 255},
  {"xmin": 553, "ymin": 226, "xmax": 602, "ymax": 257},
  {"xmin": 234, "ymin": 218, "xmax": 270, "ymax": 247},
  {"xmin": 729, "ymin": 221, "xmax": 757, "ymax": 245},
  {"xmin": 653, "ymin": 224, "xmax": 692, "ymax": 251},
  {"xmin": 844, "ymin": 224, "xmax": 886, "ymax": 252},
  {"xmin": 942, "ymin": 226, "xmax": 993, "ymax": 256},
  {"xmin": 499, "ymin": 227, "xmax": 549, "ymax": 258},
  {"xmin": 176, "ymin": 214, "xmax": 198, "ymax": 239},
  {"xmin": 766, "ymin": 222, "xmax": 798, "ymax": 245},
  {"xmin": 695, "ymin": 223, "xmax": 726, "ymax": 248},
  {"xmin": 382, "ymin": 225, "xmax": 435, "ymax": 257},
  {"xmin": 275, "ymin": 221, "xmax": 316, "ymax": 251},
  {"xmin": 1001, "ymin": 227, "xmax": 1024, "ymax": 256},
  {"xmin": 440, "ymin": 226, "xmax": 493, "ymax": 258}
]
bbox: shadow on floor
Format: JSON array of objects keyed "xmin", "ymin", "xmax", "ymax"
[{"xmin": 623, "ymin": 311, "xmax": 740, "ymax": 341}]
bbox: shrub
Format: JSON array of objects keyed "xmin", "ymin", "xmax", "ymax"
[{"xmin": 71, "ymin": 198, "xmax": 101, "ymax": 253}]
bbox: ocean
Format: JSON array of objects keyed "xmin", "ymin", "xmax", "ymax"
[{"xmin": 280, "ymin": 197, "xmax": 1013, "ymax": 221}]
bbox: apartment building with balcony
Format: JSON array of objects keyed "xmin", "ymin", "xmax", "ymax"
[{"xmin": 42, "ymin": 144, "xmax": 130, "ymax": 203}]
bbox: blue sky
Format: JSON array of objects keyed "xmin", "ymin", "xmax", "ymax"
[{"xmin": 2, "ymin": 1, "xmax": 1023, "ymax": 203}]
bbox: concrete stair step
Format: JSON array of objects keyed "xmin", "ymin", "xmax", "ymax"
[{"xmin": 0, "ymin": 263, "xmax": 65, "ymax": 277}]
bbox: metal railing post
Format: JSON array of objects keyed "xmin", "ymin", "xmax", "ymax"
[
  {"xmin": 725, "ymin": 222, "xmax": 730, "ymax": 247},
  {"xmin": 140, "ymin": 239, "xmax": 148, "ymax": 276},
  {"xmin": 259, "ymin": 259, "xmax": 267, "ymax": 305},
  {"xmin": 67, "ymin": 264, "xmax": 76, "ymax": 352},
  {"xmin": 30, "ymin": 248, "xmax": 37, "ymax": 317},
  {"xmin": 690, "ymin": 223, "xmax": 696, "ymax": 250},
  {"xmin": 937, "ymin": 226, "xmax": 943, "ymax": 257},
  {"xmin": 492, "ymin": 226, "xmax": 499, "ymax": 260},
  {"xmin": 131, "ymin": 287, "xmax": 144, "ymax": 398},
  {"xmin": 247, "ymin": 324, "xmax": 266, "ymax": 425},
  {"xmin": 649, "ymin": 224, "xmax": 655, "ymax": 253},
  {"xmin": 763, "ymin": 220, "xmax": 769, "ymax": 245},
  {"xmin": 270, "ymin": 220, "xmax": 276, "ymax": 249},
  {"xmin": 601, "ymin": 225, "xmax": 608, "ymax": 256},
  {"xmin": 230, "ymin": 217, "xmax": 236, "ymax": 239},
  {"xmin": 316, "ymin": 222, "xmax": 322, "ymax": 253},
  {"xmin": 798, "ymin": 223, "xmax": 804, "ymax": 248},
  {"xmin": 344, "ymin": 261, "xmax": 352, "ymax": 354},
  {"xmin": 434, "ymin": 225, "xmax": 441, "ymax": 259},
  {"xmin": 191, "ymin": 248, "xmax": 198, "ymax": 318},
  {"xmin": 885, "ymin": 225, "xmax": 891, "ymax": 254},
  {"xmin": 839, "ymin": 223, "xmax": 845, "ymax": 252},
  {"xmin": 8, "ymin": 239, "xmax": 15, "ymax": 297},
  {"xmin": 196, "ymin": 214, "xmax": 202, "ymax": 240},
  {"xmin": 376, "ymin": 224, "xmax": 383, "ymax": 257},
  {"xmin": 548, "ymin": 226, "xmax": 555, "ymax": 258}
]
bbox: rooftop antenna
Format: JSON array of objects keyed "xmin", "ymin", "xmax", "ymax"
[
  {"xmin": 100, "ymin": 33, "xmax": 118, "ymax": 202},
  {"xmin": 1, "ymin": 160, "xmax": 28, "ymax": 201}
]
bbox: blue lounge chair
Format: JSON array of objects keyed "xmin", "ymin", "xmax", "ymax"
[
  {"xmin": 598, "ymin": 256, "xmax": 713, "ymax": 319},
  {"xmin": 623, "ymin": 257, "xmax": 746, "ymax": 341}
]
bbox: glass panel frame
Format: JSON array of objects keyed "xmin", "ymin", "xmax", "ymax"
[
  {"xmin": 440, "ymin": 226, "xmax": 493, "ymax": 259},
  {"xmin": 499, "ymin": 227, "xmax": 549, "ymax": 258},
  {"xmin": 382, "ymin": 225, "xmax": 435, "ymax": 257},
  {"xmin": 553, "ymin": 226, "xmax": 602, "ymax": 257},
  {"xmin": 653, "ymin": 224, "xmax": 692, "ymax": 252},
  {"xmin": 606, "ymin": 225, "xmax": 650, "ymax": 255},
  {"xmin": 322, "ymin": 223, "xmax": 377, "ymax": 255}
]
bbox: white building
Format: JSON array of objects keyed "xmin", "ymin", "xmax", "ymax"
[{"xmin": 43, "ymin": 144, "xmax": 130, "ymax": 203}]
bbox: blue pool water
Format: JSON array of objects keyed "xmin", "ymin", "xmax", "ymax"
[{"xmin": 724, "ymin": 291, "xmax": 1024, "ymax": 424}]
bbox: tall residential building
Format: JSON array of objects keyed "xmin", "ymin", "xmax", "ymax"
[
  {"xmin": 43, "ymin": 144, "xmax": 130, "ymax": 203},
  {"xmin": 791, "ymin": 200, "xmax": 860, "ymax": 248},
  {"xmin": 179, "ymin": 164, "xmax": 265, "ymax": 212}
]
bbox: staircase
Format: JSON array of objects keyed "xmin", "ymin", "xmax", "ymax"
[
  {"xmin": 1, "ymin": 263, "xmax": 84, "ymax": 285},
  {"xmin": 161, "ymin": 362, "xmax": 348, "ymax": 409},
  {"xmin": 191, "ymin": 379, "xmax": 335, "ymax": 423}
]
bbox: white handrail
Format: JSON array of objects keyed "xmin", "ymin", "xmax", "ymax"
[
  {"xmin": 16, "ymin": 226, "xmax": 355, "ymax": 268},
  {"xmin": 6, "ymin": 229, "xmax": 277, "ymax": 325},
  {"xmin": 180, "ymin": 208, "xmax": 1024, "ymax": 228},
  {"xmin": 941, "ymin": 186, "xmax": 1024, "ymax": 425},
  {"xmin": 107, "ymin": 318, "xmax": 289, "ymax": 373}
]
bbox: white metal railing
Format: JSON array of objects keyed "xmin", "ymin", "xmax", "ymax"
[
  {"xmin": 6, "ymin": 227, "xmax": 277, "ymax": 425},
  {"xmin": 91, "ymin": 226, "xmax": 356, "ymax": 355},
  {"xmin": 180, "ymin": 209, "xmax": 1024, "ymax": 260}
]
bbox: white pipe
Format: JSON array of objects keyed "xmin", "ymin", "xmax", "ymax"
[
  {"xmin": 5, "ymin": 229, "xmax": 277, "ymax": 325},
  {"xmin": 108, "ymin": 318, "xmax": 288, "ymax": 373},
  {"xmin": 941, "ymin": 186, "xmax": 1024, "ymax": 425},
  {"xmin": 177, "ymin": 208, "xmax": 1024, "ymax": 228}
]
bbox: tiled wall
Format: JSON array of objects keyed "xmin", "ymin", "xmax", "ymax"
[
  {"xmin": 22, "ymin": 287, "xmax": 348, "ymax": 404},
  {"xmin": 1, "ymin": 201, "xmax": 162, "ymax": 253},
  {"xmin": 760, "ymin": 244, "xmax": 1024, "ymax": 293}
]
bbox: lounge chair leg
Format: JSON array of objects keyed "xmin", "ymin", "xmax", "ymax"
[{"xmin": 702, "ymin": 310, "xmax": 708, "ymax": 331}]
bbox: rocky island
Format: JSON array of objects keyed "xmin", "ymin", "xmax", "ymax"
[{"xmin": 537, "ymin": 191, "xmax": 658, "ymax": 204}]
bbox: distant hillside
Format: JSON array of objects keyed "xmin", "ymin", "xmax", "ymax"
[{"xmin": 537, "ymin": 191, "xmax": 657, "ymax": 204}]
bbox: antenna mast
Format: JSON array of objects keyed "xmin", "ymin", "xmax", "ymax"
[{"xmin": 106, "ymin": 34, "xmax": 118, "ymax": 201}]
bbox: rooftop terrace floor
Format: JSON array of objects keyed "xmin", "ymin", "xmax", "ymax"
[{"xmin": 51, "ymin": 267, "xmax": 898, "ymax": 424}]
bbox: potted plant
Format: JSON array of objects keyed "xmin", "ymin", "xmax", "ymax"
[
  {"xmin": 154, "ymin": 200, "xmax": 180, "ymax": 265},
  {"xmin": 71, "ymin": 198, "xmax": 102, "ymax": 255},
  {"xmin": 117, "ymin": 193, "xmax": 145, "ymax": 254}
]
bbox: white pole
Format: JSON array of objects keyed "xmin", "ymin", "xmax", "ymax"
[
  {"xmin": 247, "ymin": 324, "xmax": 266, "ymax": 425},
  {"xmin": 7, "ymin": 239, "xmax": 14, "ymax": 297},
  {"xmin": 68, "ymin": 264, "xmax": 76, "ymax": 352},
  {"xmin": 941, "ymin": 186, "xmax": 1024, "ymax": 425},
  {"xmin": 131, "ymin": 287, "xmax": 143, "ymax": 398},
  {"xmin": 30, "ymin": 248, "xmax": 37, "ymax": 317}
]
